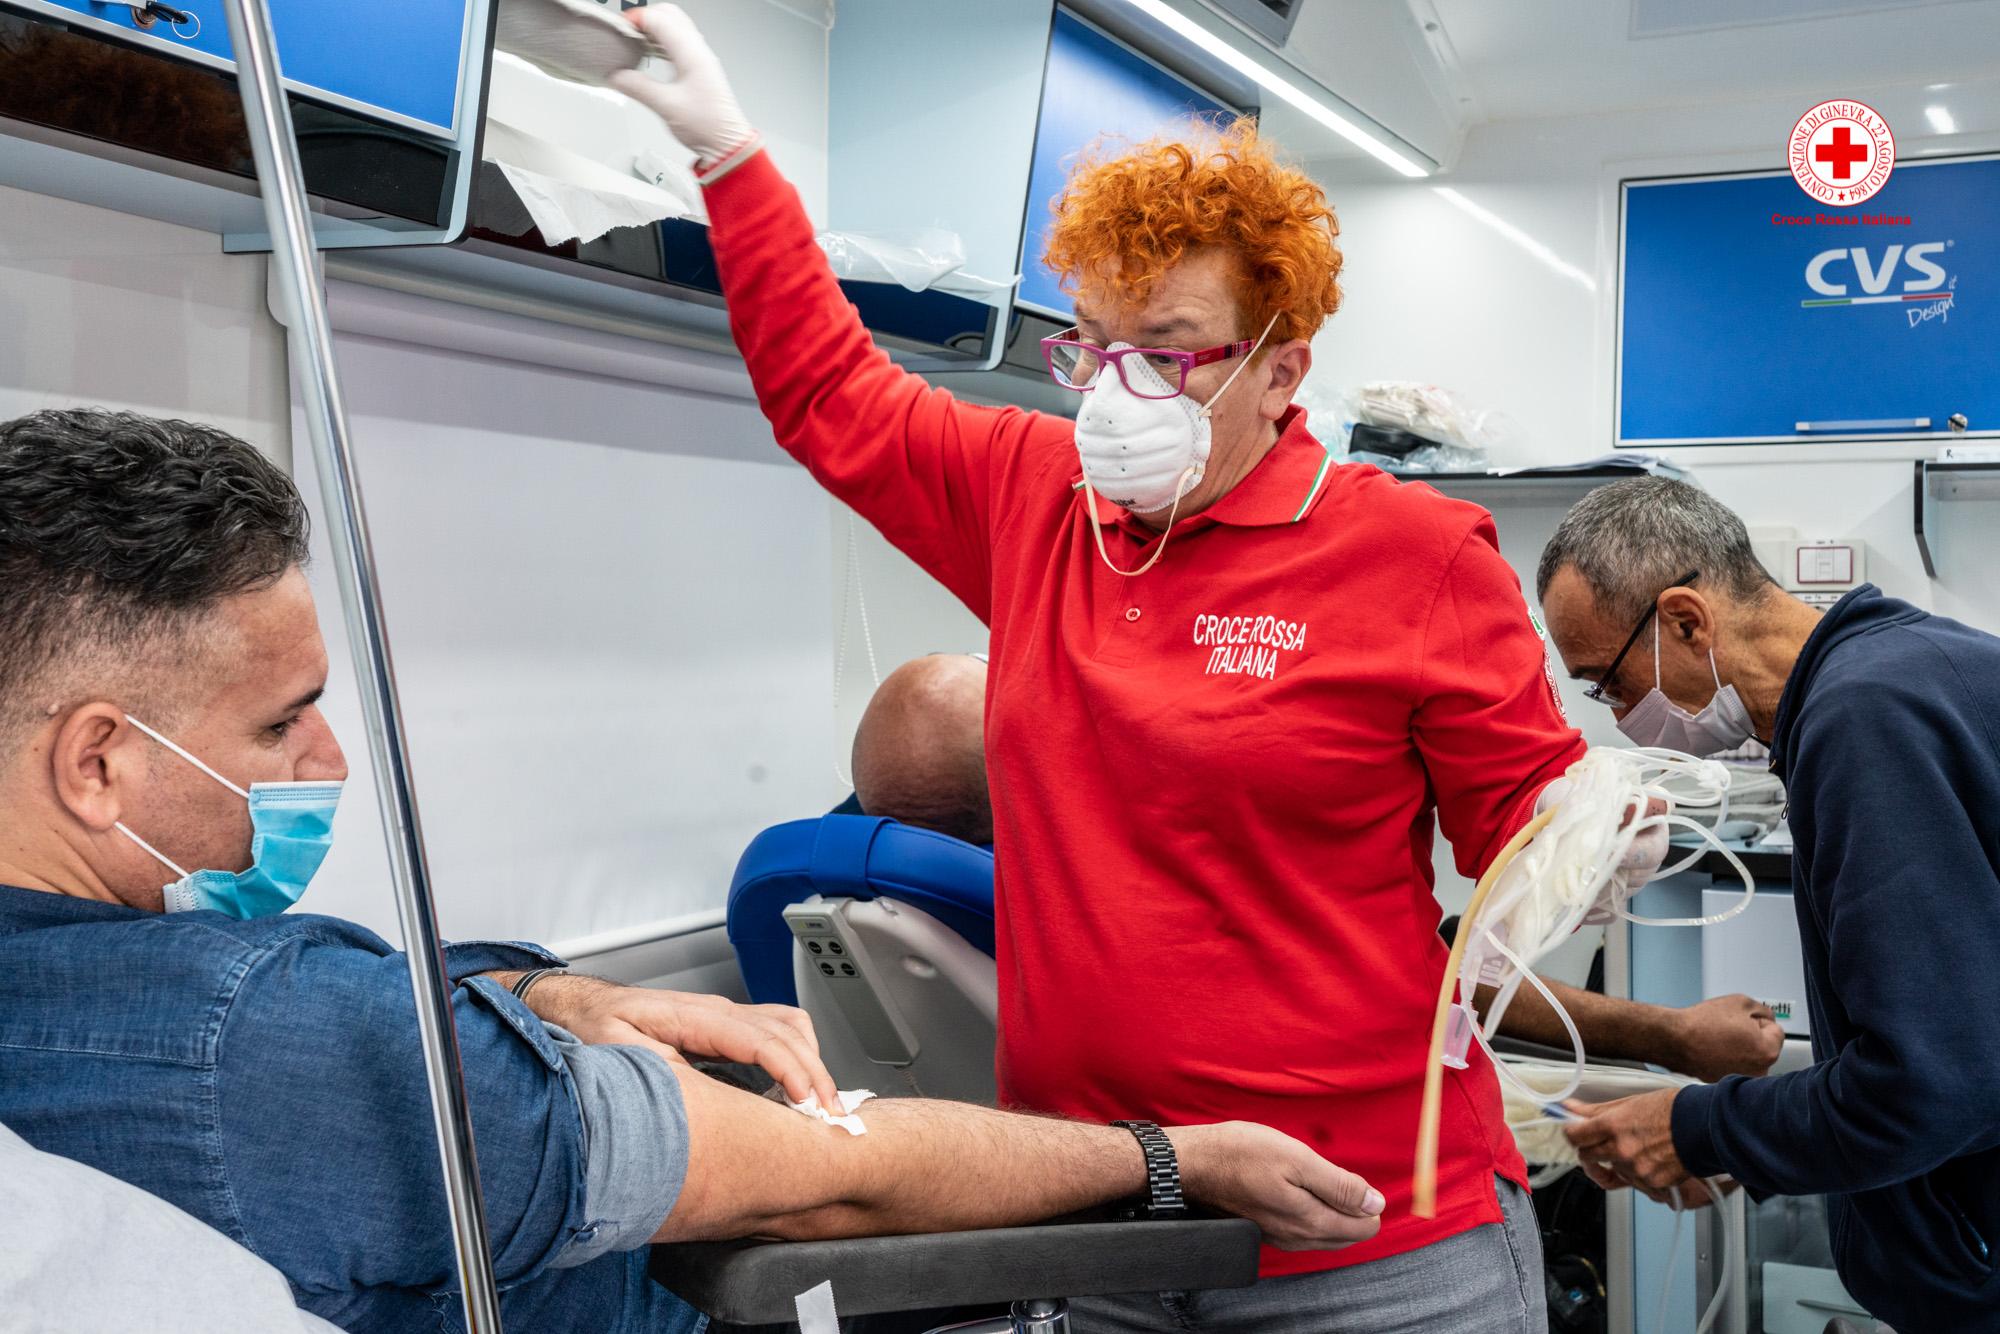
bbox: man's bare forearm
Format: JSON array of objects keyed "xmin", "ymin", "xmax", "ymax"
[
  {"xmin": 1475, "ymin": 977, "xmax": 1681, "ymax": 1068},
  {"xmin": 658, "ymin": 1067, "xmax": 1143, "ymax": 1242},
  {"xmin": 765, "ymin": 1099, "xmax": 1142, "ymax": 1240}
]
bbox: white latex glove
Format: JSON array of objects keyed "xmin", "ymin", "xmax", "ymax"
[
  {"xmin": 1617, "ymin": 816, "xmax": 1671, "ymax": 890},
  {"xmin": 1537, "ymin": 777, "xmax": 1672, "ymax": 916},
  {"xmin": 1533, "ymin": 775, "xmax": 1572, "ymax": 818},
  {"xmin": 608, "ymin": 4, "xmax": 755, "ymax": 165}
]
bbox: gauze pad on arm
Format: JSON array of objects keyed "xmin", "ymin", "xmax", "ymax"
[{"xmin": 785, "ymin": 1089, "xmax": 877, "ymax": 1136}]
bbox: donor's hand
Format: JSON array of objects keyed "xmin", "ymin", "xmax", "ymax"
[
  {"xmin": 1167, "ymin": 1122, "xmax": 1385, "ymax": 1250},
  {"xmin": 1670, "ymin": 993, "xmax": 1785, "ymax": 1082},
  {"xmin": 521, "ymin": 973, "xmax": 840, "ymax": 1110}
]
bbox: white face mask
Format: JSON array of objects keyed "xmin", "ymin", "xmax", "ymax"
[
  {"xmin": 1615, "ymin": 620, "xmax": 1756, "ymax": 756},
  {"xmin": 1072, "ymin": 313, "xmax": 1278, "ymax": 576},
  {"xmin": 1075, "ymin": 352, "xmax": 1214, "ymax": 514}
]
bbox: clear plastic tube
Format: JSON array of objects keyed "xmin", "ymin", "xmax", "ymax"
[
  {"xmin": 1420, "ymin": 748, "xmax": 1754, "ymax": 1218},
  {"xmin": 1453, "ymin": 748, "xmax": 1752, "ymax": 1052},
  {"xmin": 1697, "ymin": 1176, "xmax": 1734, "ymax": 1334},
  {"xmin": 1481, "ymin": 931, "xmax": 1586, "ymax": 1104},
  {"xmin": 1619, "ymin": 819, "xmax": 1756, "ymax": 927},
  {"xmin": 1474, "ymin": 1015, "xmax": 1581, "ymax": 1108},
  {"xmin": 1654, "ymin": 1187, "xmax": 1684, "ymax": 1334},
  {"xmin": 1650, "ymin": 1176, "xmax": 1737, "ymax": 1334}
]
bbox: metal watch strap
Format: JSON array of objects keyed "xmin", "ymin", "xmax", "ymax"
[{"xmin": 1111, "ymin": 1119, "xmax": 1187, "ymax": 1219}]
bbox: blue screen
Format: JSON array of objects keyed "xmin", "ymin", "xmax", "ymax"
[
  {"xmin": 1015, "ymin": 11, "xmax": 1231, "ymax": 320},
  {"xmin": 29, "ymin": 0, "xmax": 471, "ymax": 135},
  {"xmin": 1619, "ymin": 155, "xmax": 2000, "ymax": 444}
]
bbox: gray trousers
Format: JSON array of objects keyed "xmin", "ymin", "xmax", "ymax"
[{"xmin": 1068, "ymin": 1178, "xmax": 1547, "ymax": 1334}]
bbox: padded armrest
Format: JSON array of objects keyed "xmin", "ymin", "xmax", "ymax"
[{"xmin": 649, "ymin": 1217, "xmax": 1261, "ymax": 1325}]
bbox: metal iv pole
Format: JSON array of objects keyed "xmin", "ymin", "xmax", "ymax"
[{"xmin": 217, "ymin": 1, "xmax": 505, "ymax": 1327}]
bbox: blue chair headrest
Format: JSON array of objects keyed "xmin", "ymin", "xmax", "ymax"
[{"xmin": 727, "ymin": 815, "xmax": 996, "ymax": 1006}]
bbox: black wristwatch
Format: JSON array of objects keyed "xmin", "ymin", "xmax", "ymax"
[{"xmin": 1111, "ymin": 1120, "xmax": 1187, "ymax": 1219}]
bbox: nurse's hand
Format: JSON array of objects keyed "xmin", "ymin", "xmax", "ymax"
[
  {"xmin": 1535, "ymin": 781, "xmax": 1670, "ymax": 893},
  {"xmin": 1167, "ymin": 1122, "xmax": 1385, "ymax": 1250},
  {"xmin": 1617, "ymin": 797, "xmax": 1672, "ymax": 889},
  {"xmin": 517, "ymin": 973, "xmax": 841, "ymax": 1110},
  {"xmin": 611, "ymin": 5, "xmax": 756, "ymax": 165}
]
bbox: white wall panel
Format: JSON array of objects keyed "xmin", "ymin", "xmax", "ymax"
[
  {"xmin": 680, "ymin": 0, "xmax": 832, "ymax": 223},
  {"xmin": 297, "ymin": 324, "xmax": 845, "ymax": 951},
  {"xmin": 827, "ymin": 501, "xmax": 991, "ymax": 774},
  {"xmin": 0, "ymin": 184, "xmax": 289, "ymax": 462}
]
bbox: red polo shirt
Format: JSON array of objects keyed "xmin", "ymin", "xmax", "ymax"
[{"xmin": 704, "ymin": 150, "xmax": 1585, "ymax": 1276}]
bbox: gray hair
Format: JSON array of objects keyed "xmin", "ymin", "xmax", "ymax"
[{"xmin": 1536, "ymin": 477, "xmax": 1776, "ymax": 624}]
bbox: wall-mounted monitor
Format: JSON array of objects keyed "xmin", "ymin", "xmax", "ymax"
[{"xmin": 1015, "ymin": 9, "xmax": 1239, "ymax": 324}]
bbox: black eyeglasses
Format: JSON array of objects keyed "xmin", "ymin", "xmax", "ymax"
[{"xmin": 1584, "ymin": 570, "xmax": 1700, "ymax": 706}]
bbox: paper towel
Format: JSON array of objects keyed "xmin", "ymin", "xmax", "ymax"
[{"xmin": 482, "ymin": 51, "xmax": 702, "ymax": 247}]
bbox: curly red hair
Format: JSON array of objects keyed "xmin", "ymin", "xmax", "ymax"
[{"xmin": 1043, "ymin": 117, "xmax": 1341, "ymax": 345}]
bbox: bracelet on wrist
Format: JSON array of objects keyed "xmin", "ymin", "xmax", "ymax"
[
  {"xmin": 510, "ymin": 967, "xmax": 566, "ymax": 1005},
  {"xmin": 1110, "ymin": 1119, "xmax": 1187, "ymax": 1220}
]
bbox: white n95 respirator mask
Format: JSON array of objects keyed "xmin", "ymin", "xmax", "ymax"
[
  {"xmin": 1072, "ymin": 313, "xmax": 1278, "ymax": 515},
  {"xmin": 1073, "ymin": 350, "xmax": 1215, "ymax": 514}
]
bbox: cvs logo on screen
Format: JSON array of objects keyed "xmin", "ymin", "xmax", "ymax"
[{"xmin": 1802, "ymin": 242, "xmax": 1952, "ymax": 308}]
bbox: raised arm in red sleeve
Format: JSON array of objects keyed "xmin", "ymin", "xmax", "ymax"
[
  {"xmin": 1414, "ymin": 515, "xmax": 1588, "ymax": 879},
  {"xmin": 699, "ymin": 151, "xmax": 1076, "ymax": 623}
]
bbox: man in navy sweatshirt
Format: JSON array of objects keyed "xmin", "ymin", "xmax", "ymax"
[{"xmin": 1535, "ymin": 477, "xmax": 2000, "ymax": 1332}]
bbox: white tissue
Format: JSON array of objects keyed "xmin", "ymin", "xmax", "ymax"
[
  {"xmin": 816, "ymin": 228, "xmax": 1018, "ymax": 297},
  {"xmin": 483, "ymin": 51, "xmax": 702, "ymax": 247},
  {"xmin": 786, "ymin": 1089, "xmax": 876, "ymax": 1136}
]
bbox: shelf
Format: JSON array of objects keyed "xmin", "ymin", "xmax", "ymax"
[
  {"xmin": 1913, "ymin": 459, "xmax": 2000, "ymax": 577},
  {"xmin": 1383, "ymin": 463, "xmax": 1689, "ymax": 506}
]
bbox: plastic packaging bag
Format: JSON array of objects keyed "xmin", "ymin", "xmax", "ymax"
[
  {"xmin": 1307, "ymin": 379, "xmax": 1515, "ymax": 472},
  {"xmin": 1290, "ymin": 376, "xmax": 1355, "ymax": 458},
  {"xmin": 815, "ymin": 229, "xmax": 1016, "ymax": 297}
]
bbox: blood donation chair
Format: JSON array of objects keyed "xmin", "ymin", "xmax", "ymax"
[
  {"xmin": 706, "ymin": 818, "xmax": 1261, "ymax": 1332},
  {"xmin": 727, "ymin": 815, "xmax": 1000, "ymax": 1103}
]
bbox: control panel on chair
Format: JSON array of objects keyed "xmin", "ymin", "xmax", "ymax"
[{"xmin": 730, "ymin": 815, "xmax": 1001, "ymax": 1102}]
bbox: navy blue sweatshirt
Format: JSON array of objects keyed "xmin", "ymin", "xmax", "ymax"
[{"xmin": 1673, "ymin": 586, "xmax": 2000, "ymax": 1330}]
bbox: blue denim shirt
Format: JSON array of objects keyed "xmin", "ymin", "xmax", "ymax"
[{"xmin": 0, "ymin": 885, "xmax": 707, "ymax": 1334}]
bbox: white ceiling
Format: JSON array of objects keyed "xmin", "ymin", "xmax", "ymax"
[
  {"xmin": 1262, "ymin": 0, "xmax": 2000, "ymax": 163},
  {"xmin": 1419, "ymin": 0, "xmax": 2000, "ymax": 124}
]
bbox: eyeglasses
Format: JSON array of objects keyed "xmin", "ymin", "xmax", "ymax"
[
  {"xmin": 1584, "ymin": 569, "xmax": 1700, "ymax": 707},
  {"xmin": 1040, "ymin": 329, "xmax": 1259, "ymax": 400}
]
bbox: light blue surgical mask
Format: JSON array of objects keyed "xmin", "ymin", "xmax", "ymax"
[{"xmin": 114, "ymin": 715, "xmax": 342, "ymax": 919}]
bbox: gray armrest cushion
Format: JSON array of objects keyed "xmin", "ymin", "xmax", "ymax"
[{"xmin": 650, "ymin": 1218, "xmax": 1261, "ymax": 1324}]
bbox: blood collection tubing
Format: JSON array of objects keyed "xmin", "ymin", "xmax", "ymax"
[{"xmin": 1413, "ymin": 748, "xmax": 1757, "ymax": 1218}]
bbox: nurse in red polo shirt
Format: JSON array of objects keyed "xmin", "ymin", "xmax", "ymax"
[{"xmin": 620, "ymin": 11, "xmax": 1588, "ymax": 1331}]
